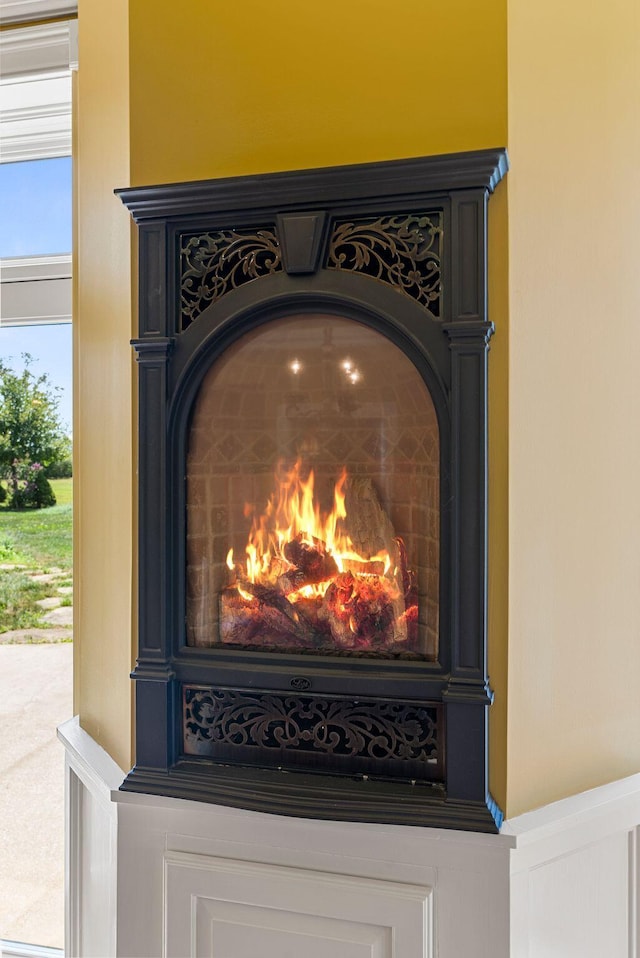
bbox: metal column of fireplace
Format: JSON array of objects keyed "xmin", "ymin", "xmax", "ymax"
[{"xmin": 118, "ymin": 148, "xmax": 508, "ymax": 832}]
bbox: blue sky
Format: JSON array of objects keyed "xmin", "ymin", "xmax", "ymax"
[
  {"xmin": 0, "ymin": 157, "xmax": 72, "ymax": 256},
  {"xmin": 0, "ymin": 157, "xmax": 72, "ymax": 431}
]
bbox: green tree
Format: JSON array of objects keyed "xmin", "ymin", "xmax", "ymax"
[{"xmin": 0, "ymin": 354, "xmax": 68, "ymax": 497}]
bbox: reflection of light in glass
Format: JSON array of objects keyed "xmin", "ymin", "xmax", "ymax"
[
  {"xmin": 340, "ymin": 358, "xmax": 361, "ymax": 383},
  {"xmin": 289, "ymin": 359, "xmax": 302, "ymax": 374}
]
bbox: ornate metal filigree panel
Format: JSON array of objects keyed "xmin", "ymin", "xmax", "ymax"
[
  {"xmin": 183, "ymin": 686, "xmax": 442, "ymax": 782},
  {"xmin": 180, "ymin": 227, "xmax": 283, "ymax": 329},
  {"xmin": 326, "ymin": 213, "xmax": 442, "ymax": 316}
]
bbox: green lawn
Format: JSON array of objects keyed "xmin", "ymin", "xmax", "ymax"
[
  {"xmin": 0, "ymin": 478, "xmax": 72, "ymax": 570},
  {"xmin": 50, "ymin": 477, "xmax": 73, "ymax": 506},
  {"xmin": 0, "ymin": 478, "xmax": 73, "ymax": 633}
]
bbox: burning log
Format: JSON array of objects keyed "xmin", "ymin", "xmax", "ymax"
[
  {"xmin": 318, "ymin": 571, "xmax": 407, "ymax": 649},
  {"xmin": 280, "ymin": 534, "xmax": 338, "ymax": 587},
  {"xmin": 275, "ymin": 533, "xmax": 338, "ymax": 595},
  {"xmin": 399, "ymin": 603, "xmax": 419, "ymax": 649},
  {"xmin": 393, "ymin": 535, "xmax": 419, "ymax": 647},
  {"xmin": 340, "ymin": 557, "xmax": 386, "ymax": 577},
  {"xmin": 219, "ymin": 590, "xmax": 261, "ymax": 645},
  {"xmin": 344, "ymin": 476, "xmax": 396, "ymax": 559},
  {"xmin": 220, "ymin": 586, "xmax": 317, "ymax": 648},
  {"xmin": 394, "ymin": 535, "xmax": 418, "ymax": 606},
  {"xmin": 220, "ymin": 463, "xmax": 422, "ymax": 655},
  {"xmin": 236, "ymin": 575, "xmax": 315, "ymax": 640}
]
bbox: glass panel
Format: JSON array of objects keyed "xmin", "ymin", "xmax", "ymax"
[
  {"xmin": 0, "ymin": 157, "xmax": 72, "ymax": 257},
  {"xmin": 186, "ymin": 314, "xmax": 439, "ymax": 659}
]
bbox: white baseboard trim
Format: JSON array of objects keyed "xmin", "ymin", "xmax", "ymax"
[
  {"xmin": 503, "ymin": 773, "xmax": 640, "ymax": 875},
  {"xmin": 57, "ymin": 716, "xmax": 124, "ymax": 800}
]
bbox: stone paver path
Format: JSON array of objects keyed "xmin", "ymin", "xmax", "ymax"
[
  {"xmin": 35, "ymin": 596, "xmax": 63, "ymax": 611},
  {"xmin": 41, "ymin": 606, "xmax": 73, "ymax": 628},
  {"xmin": 0, "ymin": 564, "xmax": 72, "ymax": 643}
]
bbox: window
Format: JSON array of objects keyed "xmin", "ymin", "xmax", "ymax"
[{"xmin": 0, "ymin": 12, "xmax": 75, "ymax": 955}]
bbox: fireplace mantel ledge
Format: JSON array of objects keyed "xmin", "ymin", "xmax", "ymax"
[{"xmin": 58, "ymin": 715, "xmax": 640, "ymax": 853}]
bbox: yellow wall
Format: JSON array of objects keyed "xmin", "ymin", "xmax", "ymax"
[
  {"xmin": 77, "ymin": 1, "xmax": 509, "ymax": 788},
  {"xmin": 128, "ymin": 0, "xmax": 507, "ymax": 183},
  {"xmin": 506, "ymin": 0, "xmax": 640, "ymax": 815},
  {"xmin": 75, "ymin": 0, "xmax": 133, "ymax": 771},
  {"xmin": 75, "ymin": 0, "xmax": 640, "ymax": 822}
]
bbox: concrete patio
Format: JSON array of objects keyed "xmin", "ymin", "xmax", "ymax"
[{"xmin": 0, "ymin": 642, "xmax": 72, "ymax": 950}]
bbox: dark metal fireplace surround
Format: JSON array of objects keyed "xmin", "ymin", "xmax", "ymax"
[{"xmin": 117, "ymin": 148, "xmax": 508, "ymax": 833}]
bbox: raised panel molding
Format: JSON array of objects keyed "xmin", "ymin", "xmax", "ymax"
[
  {"xmin": 165, "ymin": 853, "xmax": 430, "ymax": 958},
  {"xmin": 195, "ymin": 901, "xmax": 390, "ymax": 957}
]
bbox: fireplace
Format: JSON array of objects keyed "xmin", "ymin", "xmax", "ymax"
[
  {"xmin": 186, "ymin": 314, "xmax": 439, "ymax": 660},
  {"xmin": 118, "ymin": 148, "xmax": 507, "ymax": 832}
]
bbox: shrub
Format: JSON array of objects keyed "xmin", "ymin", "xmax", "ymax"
[
  {"xmin": 0, "ymin": 483, "xmax": 6, "ymax": 504},
  {"xmin": 0, "ymin": 356, "xmax": 68, "ymax": 478},
  {"xmin": 9, "ymin": 461, "xmax": 57, "ymax": 510},
  {"xmin": 45, "ymin": 458, "xmax": 72, "ymax": 479}
]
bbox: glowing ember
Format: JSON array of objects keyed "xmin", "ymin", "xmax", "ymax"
[{"xmin": 222, "ymin": 461, "xmax": 419, "ymax": 653}]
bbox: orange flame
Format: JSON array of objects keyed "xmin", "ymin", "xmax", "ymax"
[{"xmin": 235, "ymin": 460, "xmax": 393, "ymax": 599}]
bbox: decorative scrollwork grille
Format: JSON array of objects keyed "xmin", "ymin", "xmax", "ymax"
[
  {"xmin": 326, "ymin": 213, "xmax": 443, "ymax": 315},
  {"xmin": 183, "ymin": 686, "xmax": 442, "ymax": 782},
  {"xmin": 180, "ymin": 227, "xmax": 283, "ymax": 329}
]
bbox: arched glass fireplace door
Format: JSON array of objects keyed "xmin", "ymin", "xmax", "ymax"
[{"xmin": 185, "ymin": 313, "xmax": 440, "ymax": 661}]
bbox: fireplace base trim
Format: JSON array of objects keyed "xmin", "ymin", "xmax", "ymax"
[{"xmin": 120, "ymin": 763, "xmax": 502, "ymax": 833}]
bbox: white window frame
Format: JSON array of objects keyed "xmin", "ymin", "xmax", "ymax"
[
  {"xmin": 0, "ymin": 11, "xmax": 75, "ymax": 327},
  {"xmin": 0, "ymin": 253, "xmax": 71, "ymax": 325},
  {"xmin": 0, "ymin": 0, "xmax": 75, "ymax": 28}
]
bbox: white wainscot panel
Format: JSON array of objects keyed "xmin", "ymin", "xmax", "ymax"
[
  {"xmin": 60, "ymin": 717, "xmax": 120, "ymax": 958},
  {"xmin": 506, "ymin": 783, "xmax": 640, "ymax": 958},
  {"xmin": 523, "ymin": 831, "xmax": 630, "ymax": 958},
  {"xmin": 74, "ymin": 774, "xmax": 117, "ymax": 957},
  {"xmin": 164, "ymin": 853, "xmax": 432, "ymax": 958}
]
